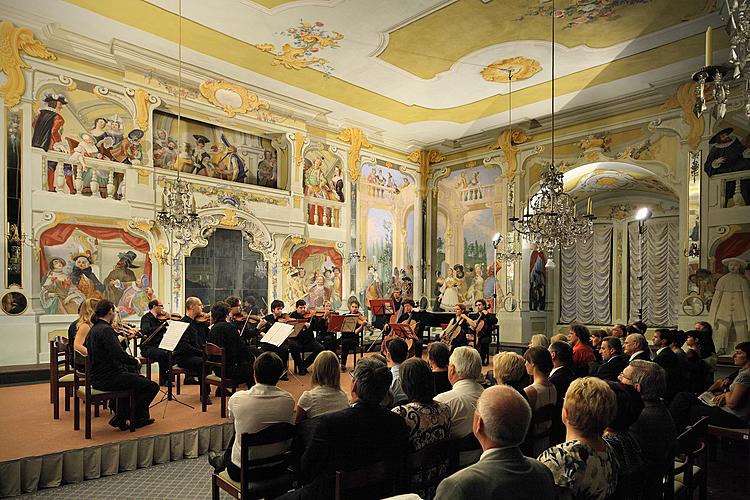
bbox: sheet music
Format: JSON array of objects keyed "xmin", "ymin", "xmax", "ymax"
[
  {"xmin": 261, "ymin": 321, "xmax": 294, "ymax": 347},
  {"xmin": 159, "ymin": 321, "xmax": 190, "ymax": 352},
  {"xmin": 698, "ymin": 391, "xmax": 717, "ymax": 407}
]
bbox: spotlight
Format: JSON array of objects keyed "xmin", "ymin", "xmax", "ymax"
[
  {"xmin": 492, "ymin": 233, "xmax": 503, "ymax": 247},
  {"xmin": 635, "ymin": 207, "xmax": 652, "ymax": 221}
]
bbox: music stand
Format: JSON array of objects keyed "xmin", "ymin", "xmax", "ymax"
[
  {"xmin": 369, "ymin": 299, "xmax": 394, "ymax": 316},
  {"xmin": 150, "ymin": 321, "xmax": 194, "ymax": 413},
  {"xmin": 388, "ymin": 323, "xmax": 416, "ymax": 352},
  {"xmin": 286, "ymin": 319, "xmax": 307, "ymax": 339}
]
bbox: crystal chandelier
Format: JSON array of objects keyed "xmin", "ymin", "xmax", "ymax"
[{"xmin": 156, "ymin": 178, "xmax": 200, "ymax": 235}]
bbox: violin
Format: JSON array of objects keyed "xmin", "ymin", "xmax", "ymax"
[
  {"xmin": 114, "ymin": 322, "xmax": 141, "ymax": 339},
  {"xmin": 156, "ymin": 311, "xmax": 171, "ymax": 321},
  {"xmin": 195, "ymin": 312, "xmax": 211, "ymax": 324},
  {"xmin": 231, "ymin": 311, "xmax": 262, "ymax": 324}
]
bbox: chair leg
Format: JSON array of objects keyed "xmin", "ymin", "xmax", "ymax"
[
  {"xmin": 211, "ymin": 475, "xmax": 220, "ymax": 500},
  {"xmin": 85, "ymin": 399, "xmax": 92, "ymax": 439},
  {"xmin": 176, "ymin": 372, "xmax": 181, "ymax": 395},
  {"xmin": 74, "ymin": 393, "xmax": 80, "ymax": 430},
  {"xmin": 129, "ymin": 395, "xmax": 136, "ymax": 432},
  {"xmin": 220, "ymin": 387, "xmax": 227, "ymax": 419},
  {"xmin": 94, "ymin": 402, "xmax": 100, "ymax": 418},
  {"xmin": 146, "ymin": 361, "xmax": 152, "ymax": 381},
  {"xmin": 53, "ymin": 384, "xmax": 60, "ymax": 420},
  {"xmin": 64, "ymin": 386, "xmax": 71, "ymax": 412},
  {"xmin": 202, "ymin": 385, "xmax": 207, "ymax": 413}
]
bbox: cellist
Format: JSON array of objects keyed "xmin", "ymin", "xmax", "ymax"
[
  {"xmin": 440, "ymin": 303, "xmax": 476, "ymax": 352},
  {"xmin": 381, "ymin": 299, "xmax": 422, "ymax": 358},
  {"xmin": 471, "ymin": 298, "xmax": 495, "ymax": 366}
]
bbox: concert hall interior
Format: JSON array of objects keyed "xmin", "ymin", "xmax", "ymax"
[{"xmin": 1, "ymin": 0, "xmax": 750, "ymax": 499}]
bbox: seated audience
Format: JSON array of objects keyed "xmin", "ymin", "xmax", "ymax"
[
  {"xmin": 523, "ymin": 346, "xmax": 558, "ymax": 456},
  {"xmin": 619, "ymin": 360, "xmax": 676, "ymax": 498},
  {"xmin": 393, "ymin": 357, "xmax": 452, "ymax": 499},
  {"xmin": 528, "ymin": 333, "xmax": 550, "ymax": 349},
  {"xmin": 592, "ymin": 336, "xmax": 627, "ymax": 382},
  {"xmin": 434, "ymin": 346, "xmax": 484, "ymax": 440},
  {"xmin": 651, "ymin": 328, "xmax": 683, "ymax": 402},
  {"xmin": 207, "ymin": 301, "xmax": 255, "ymax": 389},
  {"xmin": 208, "ymin": 352, "xmax": 295, "ymax": 481},
  {"xmin": 435, "ymin": 386, "xmax": 555, "ymax": 500},
  {"xmin": 603, "ymin": 382, "xmax": 645, "ymax": 500},
  {"xmin": 73, "ymin": 297, "xmax": 99, "ymax": 357},
  {"xmin": 85, "ymin": 300, "xmax": 159, "ymax": 430},
  {"xmin": 693, "ymin": 320, "xmax": 718, "ymax": 361},
  {"xmin": 295, "ymin": 350, "xmax": 349, "ymax": 424},
  {"xmin": 67, "ymin": 302, "xmax": 82, "ymax": 358},
  {"xmin": 428, "ymin": 342, "xmax": 452, "ymax": 395},
  {"xmin": 548, "ymin": 341, "xmax": 576, "ymax": 444},
  {"xmin": 386, "ymin": 337, "xmax": 409, "ymax": 406},
  {"xmin": 670, "ymin": 341, "xmax": 750, "ymax": 431},
  {"xmin": 283, "ymin": 357, "xmax": 408, "ymax": 499},
  {"xmin": 550, "ymin": 333, "xmax": 569, "ymax": 344},
  {"xmin": 569, "ymin": 324, "xmax": 596, "ymax": 376},
  {"xmin": 492, "ymin": 351, "xmax": 529, "ymax": 398},
  {"xmin": 590, "ymin": 329, "xmax": 606, "ymax": 363},
  {"xmin": 611, "ymin": 324, "xmax": 627, "ymax": 339},
  {"xmin": 538, "ymin": 377, "xmax": 618, "ymax": 500},
  {"xmin": 623, "ymin": 333, "xmax": 650, "ymax": 362},
  {"xmin": 684, "ymin": 330, "xmax": 711, "ymax": 392}
]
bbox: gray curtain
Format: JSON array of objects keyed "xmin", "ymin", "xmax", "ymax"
[
  {"xmin": 628, "ymin": 217, "xmax": 679, "ymax": 327},
  {"xmin": 560, "ymin": 224, "xmax": 613, "ymax": 325}
]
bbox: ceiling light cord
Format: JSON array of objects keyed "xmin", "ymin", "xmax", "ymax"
[
  {"xmin": 551, "ymin": 0, "xmax": 555, "ymax": 166},
  {"xmin": 176, "ymin": 0, "xmax": 182, "ymax": 182}
]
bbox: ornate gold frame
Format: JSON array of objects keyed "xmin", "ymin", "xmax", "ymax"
[{"xmin": 199, "ymin": 80, "xmax": 270, "ymax": 118}]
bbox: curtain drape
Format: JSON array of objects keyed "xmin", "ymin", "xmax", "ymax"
[
  {"xmin": 628, "ymin": 218, "xmax": 679, "ymax": 327},
  {"xmin": 560, "ymin": 224, "xmax": 613, "ymax": 325}
]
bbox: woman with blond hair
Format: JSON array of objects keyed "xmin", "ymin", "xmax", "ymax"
[
  {"xmin": 539, "ymin": 377, "xmax": 618, "ymax": 500},
  {"xmin": 493, "ymin": 351, "xmax": 529, "ymax": 397},
  {"xmin": 528, "ymin": 333, "xmax": 550, "ymax": 349},
  {"xmin": 73, "ymin": 297, "xmax": 99, "ymax": 356},
  {"xmin": 295, "ymin": 350, "xmax": 349, "ymax": 423}
]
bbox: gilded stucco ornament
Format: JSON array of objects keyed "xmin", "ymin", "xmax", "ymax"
[
  {"xmin": 660, "ymin": 81, "xmax": 704, "ymax": 150},
  {"xmin": 127, "ymin": 88, "xmax": 157, "ymax": 132},
  {"xmin": 481, "ymin": 57, "xmax": 542, "ymax": 83},
  {"xmin": 220, "ymin": 209, "xmax": 240, "ymax": 227},
  {"xmin": 338, "ymin": 127, "xmax": 372, "ymax": 182},
  {"xmin": 0, "ymin": 21, "xmax": 56, "ymax": 108},
  {"xmin": 199, "ymin": 80, "xmax": 270, "ymax": 118},
  {"xmin": 408, "ymin": 150, "xmax": 445, "ymax": 196},
  {"xmin": 487, "ymin": 129, "xmax": 531, "ymax": 181}
]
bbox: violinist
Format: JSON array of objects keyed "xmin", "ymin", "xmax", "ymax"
[
  {"xmin": 175, "ymin": 297, "xmax": 208, "ymax": 395},
  {"xmin": 225, "ymin": 295, "xmax": 260, "ymax": 343},
  {"xmin": 287, "ymin": 299, "xmax": 325, "ymax": 375},
  {"xmin": 395, "ymin": 299, "xmax": 423, "ymax": 357},
  {"xmin": 140, "ymin": 299, "xmax": 171, "ymax": 385},
  {"xmin": 471, "ymin": 299, "xmax": 495, "ymax": 366},
  {"xmin": 341, "ymin": 300, "xmax": 367, "ymax": 372},
  {"xmin": 258, "ymin": 299, "xmax": 290, "ymax": 381},
  {"xmin": 441, "ymin": 303, "xmax": 476, "ymax": 352},
  {"xmin": 314, "ymin": 300, "xmax": 338, "ymax": 352},
  {"xmin": 207, "ymin": 302, "xmax": 255, "ymax": 388}
]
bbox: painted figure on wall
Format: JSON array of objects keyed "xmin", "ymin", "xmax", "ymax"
[
  {"xmin": 709, "ymin": 257, "xmax": 750, "ymax": 353},
  {"xmin": 32, "ymin": 93, "xmax": 73, "ymax": 193},
  {"xmin": 40, "ymin": 257, "xmax": 78, "ymax": 314},
  {"xmin": 441, "ymin": 266, "xmax": 460, "ymax": 309},
  {"xmin": 288, "ymin": 245, "xmax": 342, "ymax": 310},
  {"xmin": 257, "ymin": 149, "xmax": 278, "ymax": 188},
  {"xmin": 287, "ymin": 268, "xmax": 309, "ymax": 306},
  {"xmin": 529, "ymin": 251, "xmax": 547, "ymax": 311},
  {"xmin": 365, "ymin": 265, "xmax": 384, "ymax": 309},
  {"xmin": 71, "ymin": 251, "xmax": 105, "ymax": 302},
  {"xmin": 704, "ymin": 127, "xmax": 750, "ymax": 207},
  {"xmin": 104, "ymin": 251, "xmax": 139, "ymax": 305}
]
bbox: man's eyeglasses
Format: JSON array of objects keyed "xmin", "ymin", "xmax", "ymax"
[{"xmin": 619, "ymin": 372, "xmax": 632, "ymax": 381}]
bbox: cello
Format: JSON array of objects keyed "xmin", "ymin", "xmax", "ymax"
[{"xmin": 381, "ymin": 300, "xmax": 420, "ymax": 358}]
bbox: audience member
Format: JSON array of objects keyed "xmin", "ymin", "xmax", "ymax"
[
  {"xmin": 694, "ymin": 321, "xmax": 719, "ymax": 376},
  {"xmin": 523, "ymin": 346, "xmax": 558, "ymax": 455},
  {"xmin": 632, "ymin": 321, "xmax": 647, "ymax": 335},
  {"xmin": 435, "ymin": 386, "xmax": 555, "ymax": 500},
  {"xmin": 538, "ymin": 377, "xmax": 618, "ymax": 500},
  {"xmin": 684, "ymin": 330, "xmax": 712, "ymax": 393},
  {"xmin": 604, "ymin": 382, "xmax": 645, "ymax": 500},
  {"xmin": 623, "ymin": 333, "xmax": 650, "ymax": 362},
  {"xmin": 592, "ymin": 336, "xmax": 627, "ymax": 382},
  {"xmin": 285, "ymin": 357, "xmax": 408, "ymax": 499},
  {"xmin": 569, "ymin": 324, "xmax": 596, "ymax": 376},
  {"xmin": 611, "ymin": 324, "xmax": 627, "ymax": 339},
  {"xmin": 209, "ymin": 352, "xmax": 295, "ymax": 481},
  {"xmin": 529, "ymin": 333, "xmax": 550, "ymax": 349},
  {"xmin": 548, "ymin": 341, "xmax": 576, "ymax": 445},
  {"xmin": 492, "ymin": 351, "xmax": 529, "ymax": 398},
  {"xmin": 590, "ymin": 329, "xmax": 606, "ymax": 363},
  {"xmin": 386, "ymin": 337, "xmax": 410, "ymax": 407},
  {"xmin": 434, "ymin": 347, "xmax": 485, "ymax": 440},
  {"xmin": 670, "ymin": 341, "xmax": 750, "ymax": 431},
  {"xmin": 651, "ymin": 328, "xmax": 683, "ymax": 402},
  {"xmin": 295, "ymin": 350, "xmax": 349, "ymax": 424},
  {"xmin": 550, "ymin": 333, "xmax": 569, "ymax": 344},
  {"xmin": 428, "ymin": 342, "xmax": 452, "ymax": 395},
  {"xmin": 207, "ymin": 301, "xmax": 255, "ymax": 389},
  {"xmin": 619, "ymin": 360, "xmax": 676, "ymax": 498}
]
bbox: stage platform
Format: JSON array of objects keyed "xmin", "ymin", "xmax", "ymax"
[{"xmin": 0, "ymin": 367, "xmax": 341, "ymax": 497}]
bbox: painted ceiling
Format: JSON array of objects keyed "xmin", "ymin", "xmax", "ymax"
[
  {"xmin": 564, "ymin": 162, "xmax": 676, "ymax": 198},
  {"xmin": 5, "ymin": 0, "xmax": 721, "ymax": 146}
]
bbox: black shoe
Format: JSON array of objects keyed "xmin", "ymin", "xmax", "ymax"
[
  {"xmin": 208, "ymin": 451, "xmax": 226, "ymax": 473},
  {"xmin": 108, "ymin": 415, "xmax": 129, "ymax": 431},
  {"xmin": 298, "ymin": 367, "xmax": 308, "ymax": 376},
  {"xmin": 183, "ymin": 377, "xmax": 200, "ymax": 385},
  {"xmin": 134, "ymin": 418, "xmax": 155, "ymax": 429}
]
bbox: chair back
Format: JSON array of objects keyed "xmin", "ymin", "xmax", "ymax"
[
  {"xmin": 51, "ymin": 336, "xmax": 72, "ymax": 380},
  {"xmin": 404, "ymin": 439, "xmax": 452, "ymax": 494},
  {"xmin": 521, "ymin": 403, "xmax": 556, "ymax": 456},
  {"xmin": 335, "ymin": 458, "xmax": 400, "ymax": 500},
  {"xmin": 447, "ymin": 432, "xmax": 481, "ymax": 471},
  {"xmin": 73, "ymin": 351, "xmax": 92, "ymax": 400},
  {"xmin": 238, "ymin": 422, "xmax": 296, "ymax": 497},
  {"xmin": 203, "ymin": 342, "xmax": 226, "ymax": 378}
]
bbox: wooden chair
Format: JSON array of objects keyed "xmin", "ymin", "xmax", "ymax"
[
  {"xmin": 133, "ymin": 336, "xmax": 153, "ymax": 381},
  {"xmin": 48, "ymin": 328, "xmax": 70, "ymax": 403},
  {"xmin": 211, "ymin": 422, "xmax": 297, "ymax": 500},
  {"xmin": 708, "ymin": 424, "xmax": 749, "ymax": 475},
  {"xmin": 675, "ymin": 416, "xmax": 709, "ymax": 500},
  {"xmin": 667, "ymin": 416, "xmax": 709, "ymax": 500},
  {"xmin": 73, "ymin": 351, "xmax": 136, "ymax": 439},
  {"xmin": 335, "ymin": 458, "xmax": 401, "ymax": 500},
  {"xmin": 448, "ymin": 432, "xmax": 482, "ymax": 471},
  {"xmin": 201, "ymin": 342, "xmax": 238, "ymax": 417},
  {"xmin": 521, "ymin": 403, "xmax": 557, "ymax": 457},
  {"xmin": 168, "ymin": 352, "xmax": 186, "ymax": 396},
  {"xmin": 50, "ymin": 336, "xmax": 75, "ymax": 419},
  {"xmin": 402, "ymin": 439, "xmax": 453, "ymax": 496}
]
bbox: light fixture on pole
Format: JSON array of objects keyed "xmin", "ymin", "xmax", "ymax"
[
  {"xmin": 635, "ymin": 207, "xmax": 652, "ymax": 323},
  {"xmin": 509, "ymin": 0, "xmax": 595, "ymax": 267}
]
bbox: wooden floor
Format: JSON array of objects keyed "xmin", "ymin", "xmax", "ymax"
[{"xmin": 0, "ymin": 364, "xmax": 345, "ymax": 462}]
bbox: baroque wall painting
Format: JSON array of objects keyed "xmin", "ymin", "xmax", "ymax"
[
  {"xmin": 436, "ymin": 164, "xmax": 500, "ymax": 308},
  {"xmin": 39, "ymin": 224, "xmax": 152, "ymax": 317},
  {"xmin": 303, "ymin": 148, "xmax": 344, "ymax": 202},
  {"xmin": 286, "ymin": 245, "xmax": 343, "ymax": 310},
  {"xmin": 359, "ymin": 162, "xmax": 415, "ymax": 298},
  {"xmin": 152, "ymin": 110, "xmax": 280, "ymax": 189},
  {"xmin": 31, "ymin": 87, "xmax": 142, "ymax": 195}
]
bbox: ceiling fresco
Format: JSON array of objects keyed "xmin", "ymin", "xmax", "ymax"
[
  {"xmin": 564, "ymin": 162, "xmax": 676, "ymax": 198},
  {"xmin": 4, "ymin": 0, "xmax": 722, "ymax": 145}
]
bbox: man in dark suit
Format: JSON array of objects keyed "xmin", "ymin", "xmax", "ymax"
[
  {"xmin": 548, "ymin": 341, "xmax": 576, "ymax": 445},
  {"xmin": 592, "ymin": 336, "xmax": 628, "ymax": 382},
  {"xmin": 620, "ymin": 360, "xmax": 677, "ymax": 500},
  {"xmin": 624, "ymin": 333, "xmax": 651, "ymax": 362},
  {"xmin": 435, "ymin": 385, "xmax": 555, "ymax": 500},
  {"xmin": 281, "ymin": 357, "xmax": 409, "ymax": 499},
  {"xmin": 207, "ymin": 302, "xmax": 255, "ymax": 388},
  {"xmin": 652, "ymin": 329, "xmax": 684, "ymax": 402}
]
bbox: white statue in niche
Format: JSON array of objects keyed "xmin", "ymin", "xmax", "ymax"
[{"xmin": 709, "ymin": 257, "xmax": 750, "ymax": 353}]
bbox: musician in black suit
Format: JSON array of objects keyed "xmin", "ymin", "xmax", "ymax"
[
  {"xmin": 139, "ymin": 299, "xmax": 170, "ymax": 385},
  {"xmin": 548, "ymin": 340, "xmax": 576, "ymax": 445},
  {"xmin": 175, "ymin": 296, "xmax": 207, "ymax": 387},
  {"xmin": 282, "ymin": 357, "xmax": 409, "ymax": 499},
  {"xmin": 258, "ymin": 299, "xmax": 290, "ymax": 381},
  {"xmin": 394, "ymin": 299, "xmax": 423, "ymax": 358},
  {"xmin": 85, "ymin": 300, "xmax": 159, "ymax": 429},
  {"xmin": 592, "ymin": 336, "xmax": 628, "ymax": 382},
  {"xmin": 470, "ymin": 299, "xmax": 495, "ymax": 365},
  {"xmin": 652, "ymin": 329, "xmax": 684, "ymax": 402},
  {"xmin": 288, "ymin": 299, "xmax": 325, "ymax": 375},
  {"xmin": 207, "ymin": 302, "xmax": 255, "ymax": 388}
]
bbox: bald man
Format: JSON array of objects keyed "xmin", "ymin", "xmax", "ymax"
[{"xmin": 435, "ymin": 385, "xmax": 555, "ymax": 500}]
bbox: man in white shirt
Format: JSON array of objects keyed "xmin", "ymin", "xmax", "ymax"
[
  {"xmin": 209, "ymin": 352, "xmax": 295, "ymax": 481},
  {"xmin": 624, "ymin": 333, "xmax": 651, "ymax": 362},
  {"xmin": 435, "ymin": 346, "xmax": 484, "ymax": 441},
  {"xmin": 386, "ymin": 337, "xmax": 409, "ymax": 406}
]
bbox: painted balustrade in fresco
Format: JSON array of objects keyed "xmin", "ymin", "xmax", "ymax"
[
  {"xmin": 709, "ymin": 170, "xmax": 750, "ymax": 208},
  {"xmin": 306, "ymin": 197, "xmax": 341, "ymax": 228},
  {"xmin": 40, "ymin": 150, "xmax": 129, "ymax": 200}
]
